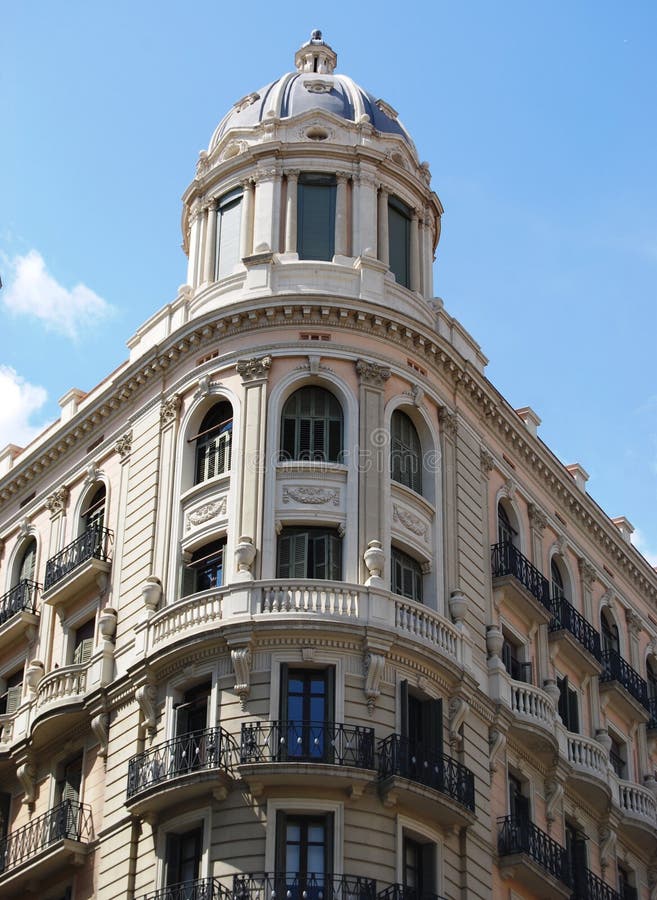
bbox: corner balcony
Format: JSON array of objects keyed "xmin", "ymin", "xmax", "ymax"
[
  {"xmin": 549, "ymin": 596, "xmax": 602, "ymax": 674},
  {"xmin": 491, "ymin": 542, "xmax": 552, "ymax": 625},
  {"xmin": 238, "ymin": 721, "xmax": 377, "ymax": 799},
  {"xmin": 565, "ymin": 733, "xmax": 611, "ymax": 812},
  {"xmin": 378, "ymin": 734, "xmax": 475, "ymax": 826},
  {"xmin": 615, "ymin": 778, "xmax": 657, "ymax": 853},
  {"xmin": 599, "ymin": 649, "xmax": 649, "ymax": 721},
  {"xmin": 0, "ymin": 800, "xmax": 92, "ymax": 897},
  {"xmin": 233, "ymin": 873, "xmax": 376, "ymax": 900},
  {"xmin": 497, "ymin": 816, "xmax": 570, "ymax": 898},
  {"xmin": 43, "ymin": 526, "xmax": 113, "ymax": 607},
  {"xmin": 144, "ymin": 877, "xmax": 230, "ymax": 900},
  {"xmin": 127, "ymin": 726, "xmax": 236, "ymax": 819},
  {"xmin": 0, "ymin": 580, "xmax": 39, "ymax": 652}
]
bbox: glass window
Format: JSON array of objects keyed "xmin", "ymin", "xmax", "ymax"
[
  {"xmin": 601, "ymin": 610, "xmax": 620, "ymax": 655},
  {"xmin": 276, "ymin": 812, "xmax": 333, "ymax": 900},
  {"xmin": 497, "ymin": 504, "xmax": 516, "ymax": 547},
  {"xmin": 166, "ymin": 827, "xmax": 202, "ymax": 888},
  {"xmin": 277, "ymin": 528, "xmax": 342, "ymax": 581},
  {"xmin": 391, "ymin": 547, "xmax": 423, "ymax": 603},
  {"xmin": 280, "ymin": 667, "xmax": 334, "ymax": 761},
  {"xmin": 183, "ymin": 540, "xmax": 226, "ymax": 596},
  {"xmin": 297, "ymin": 174, "xmax": 336, "ymax": 261},
  {"xmin": 176, "ymin": 682, "xmax": 211, "ymax": 736},
  {"xmin": 391, "ymin": 410, "xmax": 422, "ymax": 494},
  {"xmin": 388, "ymin": 196, "xmax": 411, "ymax": 288},
  {"xmin": 82, "ymin": 486, "xmax": 105, "ymax": 532},
  {"xmin": 557, "ymin": 676, "xmax": 579, "ymax": 732},
  {"xmin": 194, "ymin": 402, "xmax": 233, "ymax": 484},
  {"xmin": 17, "ymin": 538, "xmax": 36, "ymax": 584},
  {"xmin": 280, "ymin": 387, "xmax": 343, "ymax": 462},
  {"xmin": 215, "ymin": 191, "xmax": 243, "ymax": 279},
  {"xmin": 403, "ymin": 835, "xmax": 436, "ymax": 897},
  {"xmin": 609, "ymin": 735, "xmax": 626, "ymax": 779},
  {"xmin": 551, "ymin": 560, "xmax": 565, "ymax": 600}
]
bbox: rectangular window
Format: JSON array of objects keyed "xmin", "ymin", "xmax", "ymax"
[
  {"xmin": 403, "ymin": 835, "xmax": 436, "ymax": 896},
  {"xmin": 166, "ymin": 826, "xmax": 202, "ymax": 888},
  {"xmin": 508, "ymin": 773, "xmax": 530, "ymax": 824},
  {"xmin": 391, "ymin": 548, "xmax": 423, "ymax": 603},
  {"xmin": 277, "ymin": 528, "xmax": 342, "ymax": 581},
  {"xmin": 216, "ymin": 192, "xmax": 242, "ymax": 279},
  {"xmin": 176, "ymin": 682, "xmax": 211, "ymax": 736},
  {"xmin": 298, "ymin": 175, "xmax": 336, "ymax": 261},
  {"xmin": 0, "ymin": 669, "xmax": 23, "ymax": 715},
  {"xmin": 279, "ymin": 666, "xmax": 334, "ymax": 761},
  {"xmin": 275, "ymin": 812, "xmax": 333, "ymax": 899},
  {"xmin": 557, "ymin": 676, "xmax": 580, "ymax": 733},
  {"xmin": 388, "ymin": 196, "xmax": 410, "ymax": 288},
  {"xmin": 565, "ymin": 821, "xmax": 588, "ymax": 894},
  {"xmin": 501, "ymin": 638, "xmax": 532, "ymax": 683},
  {"xmin": 609, "ymin": 735, "xmax": 627, "ymax": 779}
]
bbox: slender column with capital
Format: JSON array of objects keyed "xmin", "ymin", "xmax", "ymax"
[
  {"xmin": 203, "ymin": 200, "xmax": 217, "ymax": 283},
  {"xmin": 334, "ymin": 173, "xmax": 349, "ymax": 257},
  {"xmin": 422, "ymin": 213, "xmax": 434, "ymax": 297},
  {"xmin": 239, "ymin": 179, "xmax": 254, "ymax": 260},
  {"xmin": 353, "ymin": 171, "xmax": 378, "ymax": 257},
  {"xmin": 186, "ymin": 199, "xmax": 203, "ymax": 287},
  {"xmin": 377, "ymin": 188, "xmax": 389, "ymax": 266},
  {"xmin": 252, "ymin": 167, "xmax": 280, "ymax": 253},
  {"xmin": 284, "ymin": 171, "xmax": 299, "ymax": 253},
  {"xmin": 409, "ymin": 210, "xmax": 420, "ymax": 292}
]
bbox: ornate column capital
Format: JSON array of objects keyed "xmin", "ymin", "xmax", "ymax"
[
  {"xmin": 336, "ymin": 170, "xmax": 350, "ymax": 183},
  {"xmin": 285, "ymin": 169, "xmax": 300, "ymax": 181},
  {"xmin": 578, "ymin": 557, "xmax": 596, "ymax": 588},
  {"xmin": 160, "ymin": 394, "xmax": 181, "ymax": 428},
  {"xmin": 355, "ymin": 359, "xmax": 390, "ymax": 387},
  {"xmin": 45, "ymin": 485, "xmax": 69, "ymax": 517},
  {"xmin": 528, "ymin": 503, "xmax": 548, "ymax": 535},
  {"xmin": 236, "ymin": 355, "xmax": 272, "ymax": 382},
  {"xmin": 625, "ymin": 608, "xmax": 642, "ymax": 636},
  {"xmin": 438, "ymin": 406, "xmax": 458, "ymax": 440},
  {"xmin": 115, "ymin": 430, "xmax": 133, "ymax": 461},
  {"xmin": 480, "ymin": 445, "xmax": 495, "ymax": 475}
]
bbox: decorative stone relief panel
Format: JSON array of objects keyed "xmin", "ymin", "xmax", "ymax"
[{"xmin": 183, "ymin": 489, "xmax": 229, "ymax": 537}]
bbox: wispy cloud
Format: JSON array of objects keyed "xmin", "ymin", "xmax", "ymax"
[
  {"xmin": 633, "ymin": 529, "xmax": 657, "ymax": 568},
  {"xmin": 0, "ymin": 366, "xmax": 50, "ymax": 449},
  {"xmin": 2, "ymin": 250, "xmax": 115, "ymax": 340}
]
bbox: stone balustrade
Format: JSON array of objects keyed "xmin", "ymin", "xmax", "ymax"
[
  {"xmin": 509, "ymin": 680, "xmax": 556, "ymax": 730},
  {"xmin": 394, "ymin": 599, "xmax": 459, "ymax": 659},
  {"xmin": 259, "ymin": 582, "xmax": 359, "ymax": 617},
  {"xmin": 616, "ymin": 779, "xmax": 657, "ymax": 825},
  {"xmin": 567, "ymin": 732, "xmax": 608, "ymax": 780},
  {"xmin": 35, "ymin": 664, "xmax": 87, "ymax": 709},
  {"xmin": 150, "ymin": 589, "xmax": 225, "ymax": 649}
]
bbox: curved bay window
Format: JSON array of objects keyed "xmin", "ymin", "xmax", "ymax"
[
  {"xmin": 391, "ymin": 547, "xmax": 423, "ymax": 604},
  {"xmin": 193, "ymin": 402, "xmax": 233, "ymax": 484},
  {"xmin": 391, "ymin": 410, "xmax": 422, "ymax": 494},
  {"xmin": 277, "ymin": 527, "xmax": 342, "ymax": 581},
  {"xmin": 183, "ymin": 539, "xmax": 226, "ymax": 596},
  {"xmin": 297, "ymin": 173, "xmax": 336, "ymax": 261},
  {"xmin": 388, "ymin": 195, "xmax": 411, "ymax": 288},
  {"xmin": 280, "ymin": 387, "xmax": 343, "ymax": 462}
]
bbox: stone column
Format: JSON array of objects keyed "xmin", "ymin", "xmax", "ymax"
[
  {"xmin": 480, "ymin": 446, "xmax": 495, "ymax": 622},
  {"xmin": 439, "ymin": 407, "xmax": 458, "ymax": 606},
  {"xmin": 626, "ymin": 609, "xmax": 642, "ymax": 670},
  {"xmin": 186, "ymin": 199, "xmax": 204, "ymax": 287},
  {"xmin": 334, "ymin": 172, "xmax": 349, "ymax": 257},
  {"xmin": 239, "ymin": 179, "xmax": 255, "ymax": 260},
  {"xmin": 578, "ymin": 557, "xmax": 596, "ymax": 619},
  {"xmin": 203, "ymin": 200, "xmax": 217, "ymax": 283},
  {"xmin": 409, "ymin": 209, "xmax": 420, "ymax": 292},
  {"xmin": 377, "ymin": 187, "xmax": 389, "ymax": 266},
  {"xmin": 422, "ymin": 212, "xmax": 434, "ymax": 297},
  {"xmin": 284, "ymin": 171, "xmax": 299, "ymax": 254},
  {"xmin": 528, "ymin": 503, "xmax": 547, "ymax": 570},
  {"xmin": 356, "ymin": 360, "xmax": 391, "ymax": 583},
  {"xmin": 353, "ymin": 170, "xmax": 378, "ymax": 258},
  {"xmin": 252, "ymin": 166, "xmax": 281, "ymax": 253}
]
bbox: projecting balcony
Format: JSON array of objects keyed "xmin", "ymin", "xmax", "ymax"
[
  {"xmin": 0, "ymin": 580, "xmax": 40, "ymax": 652},
  {"xmin": 143, "ymin": 876, "xmax": 230, "ymax": 900},
  {"xmin": 565, "ymin": 732, "xmax": 611, "ymax": 812},
  {"xmin": 377, "ymin": 885, "xmax": 448, "ymax": 900},
  {"xmin": 0, "ymin": 800, "xmax": 92, "ymax": 897},
  {"xmin": 599, "ymin": 650, "xmax": 650, "ymax": 721},
  {"xmin": 233, "ymin": 873, "xmax": 376, "ymax": 900},
  {"xmin": 505, "ymin": 679, "xmax": 558, "ymax": 762},
  {"xmin": 549, "ymin": 596, "xmax": 602, "ymax": 674},
  {"xmin": 615, "ymin": 778, "xmax": 657, "ymax": 853},
  {"xmin": 43, "ymin": 526, "xmax": 113, "ymax": 606},
  {"xmin": 497, "ymin": 816, "xmax": 571, "ymax": 898},
  {"xmin": 238, "ymin": 721, "xmax": 377, "ymax": 798},
  {"xmin": 491, "ymin": 542, "xmax": 552, "ymax": 624},
  {"xmin": 573, "ymin": 868, "xmax": 623, "ymax": 900},
  {"xmin": 378, "ymin": 734, "xmax": 475, "ymax": 826},
  {"xmin": 126, "ymin": 726, "xmax": 236, "ymax": 818}
]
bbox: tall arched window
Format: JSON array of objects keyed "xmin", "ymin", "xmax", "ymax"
[
  {"xmin": 280, "ymin": 387, "xmax": 343, "ymax": 462},
  {"xmin": 82, "ymin": 485, "xmax": 106, "ymax": 532},
  {"xmin": 601, "ymin": 609, "xmax": 620, "ymax": 655},
  {"xmin": 391, "ymin": 410, "xmax": 422, "ymax": 494},
  {"xmin": 16, "ymin": 538, "xmax": 36, "ymax": 585},
  {"xmin": 551, "ymin": 560, "xmax": 566, "ymax": 600},
  {"xmin": 388, "ymin": 196, "xmax": 411, "ymax": 288},
  {"xmin": 194, "ymin": 402, "xmax": 233, "ymax": 484},
  {"xmin": 497, "ymin": 503, "xmax": 517, "ymax": 547}
]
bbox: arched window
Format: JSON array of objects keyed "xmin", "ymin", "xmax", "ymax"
[
  {"xmin": 601, "ymin": 609, "xmax": 620, "ymax": 655},
  {"xmin": 391, "ymin": 547, "xmax": 423, "ymax": 603},
  {"xmin": 82, "ymin": 485, "xmax": 106, "ymax": 532},
  {"xmin": 391, "ymin": 410, "xmax": 422, "ymax": 494},
  {"xmin": 277, "ymin": 527, "xmax": 341, "ymax": 580},
  {"xmin": 280, "ymin": 387, "xmax": 343, "ymax": 462},
  {"xmin": 16, "ymin": 538, "xmax": 36, "ymax": 585},
  {"xmin": 297, "ymin": 173, "xmax": 336, "ymax": 261},
  {"xmin": 551, "ymin": 559, "xmax": 566, "ymax": 600},
  {"xmin": 194, "ymin": 402, "xmax": 233, "ymax": 484},
  {"xmin": 183, "ymin": 540, "xmax": 226, "ymax": 596},
  {"xmin": 497, "ymin": 503, "xmax": 517, "ymax": 547},
  {"xmin": 388, "ymin": 196, "xmax": 411, "ymax": 288}
]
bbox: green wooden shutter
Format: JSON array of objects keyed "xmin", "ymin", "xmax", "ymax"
[
  {"xmin": 388, "ymin": 199, "xmax": 410, "ymax": 288},
  {"xmin": 298, "ymin": 181, "xmax": 336, "ymax": 261},
  {"xmin": 328, "ymin": 534, "xmax": 341, "ymax": 581},
  {"xmin": 424, "ymin": 698, "xmax": 443, "ymax": 758},
  {"xmin": 61, "ymin": 756, "xmax": 82, "ymax": 805},
  {"xmin": 400, "ymin": 680, "xmax": 409, "ymax": 739}
]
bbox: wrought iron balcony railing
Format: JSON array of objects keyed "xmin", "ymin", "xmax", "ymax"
[
  {"xmin": 600, "ymin": 649, "xmax": 649, "ymax": 710},
  {"xmin": 44, "ymin": 525, "xmax": 113, "ymax": 590},
  {"xmin": 240, "ymin": 721, "xmax": 375, "ymax": 769},
  {"xmin": 378, "ymin": 734, "xmax": 475, "ymax": 812},
  {"xmin": 491, "ymin": 542, "xmax": 551, "ymax": 610},
  {"xmin": 377, "ymin": 884, "xmax": 448, "ymax": 900},
  {"xmin": 549, "ymin": 595, "xmax": 602, "ymax": 661},
  {"xmin": 144, "ymin": 877, "xmax": 231, "ymax": 900},
  {"xmin": 648, "ymin": 697, "xmax": 657, "ymax": 730},
  {"xmin": 0, "ymin": 579, "xmax": 39, "ymax": 628},
  {"xmin": 234, "ymin": 873, "xmax": 377, "ymax": 900},
  {"xmin": 0, "ymin": 799, "xmax": 92, "ymax": 872},
  {"xmin": 572, "ymin": 867, "xmax": 622, "ymax": 900},
  {"xmin": 497, "ymin": 816, "xmax": 569, "ymax": 886},
  {"xmin": 127, "ymin": 727, "xmax": 236, "ymax": 798}
]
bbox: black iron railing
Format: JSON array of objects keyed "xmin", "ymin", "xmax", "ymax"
[
  {"xmin": 497, "ymin": 816, "xmax": 569, "ymax": 885},
  {"xmin": 44, "ymin": 526, "xmax": 113, "ymax": 590},
  {"xmin": 620, "ymin": 884, "xmax": 638, "ymax": 900},
  {"xmin": 377, "ymin": 885, "xmax": 448, "ymax": 900},
  {"xmin": 234, "ymin": 873, "xmax": 377, "ymax": 900},
  {"xmin": 0, "ymin": 579, "xmax": 39, "ymax": 628},
  {"xmin": 0, "ymin": 800, "xmax": 92, "ymax": 871},
  {"xmin": 378, "ymin": 734, "xmax": 475, "ymax": 812},
  {"xmin": 600, "ymin": 649, "xmax": 649, "ymax": 710},
  {"xmin": 491, "ymin": 542, "xmax": 551, "ymax": 610},
  {"xmin": 144, "ymin": 877, "xmax": 231, "ymax": 900},
  {"xmin": 127, "ymin": 727, "xmax": 236, "ymax": 798},
  {"xmin": 571, "ymin": 868, "xmax": 622, "ymax": 900},
  {"xmin": 648, "ymin": 697, "xmax": 657, "ymax": 730},
  {"xmin": 240, "ymin": 721, "xmax": 375, "ymax": 769},
  {"xmin": 549, "ymin": 596, "xmax": 602, "ymax": 661}
]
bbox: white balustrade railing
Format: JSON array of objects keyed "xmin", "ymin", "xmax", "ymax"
[
  {"xmin": 617, "ymin": 780, "xmax": 657, "ymax": 825},
  {"xmin": 258, "ymin": 582, "xmax": 359, "ymax": 618},
  {"xmin": 150, "ymin": 589, "xmax": 224, "ymax": 648},
  {"xmin": 510, "ymin": 680, "xmax": 556, "ymax": 729},
  {"xmin": 36, "ymin": 664, "xmax": 87, "ymax": 708},
  {"xmin": 567, "ymin": 733, "xmax": 608, "ymax": 779},
  {"xmin": 395, "ymin": 600, "xmax": 459, "ymax": 660}
]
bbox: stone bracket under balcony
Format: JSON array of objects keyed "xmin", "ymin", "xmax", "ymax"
[
  {"xmin": 498, "ymin": 852, "xmax": 571, "ymax": 899},
  {"xmin": 42, "ymin": 527, "xmax": 113, "ymax": 608},
  {"xmin": 0, "ymin": 609, "xmax": 39, "ymax": 654},
  {"xmin": 378, "ymin": 774, "xmax": 476, "ymax": 828},
  {"xmin": 492, "ymin": 576, "xmax": 553, "ymax": 627},
  {"xmin": 565, "ymin": 731, "xmax": 611, "ymax": 812},
  {"xmin": 0, "ymin": 837, "xmax": 89, "ymax": 899},
  {"xmin": 42, "ymin": 556, "xmax": 110, "ymax": 607},
  {"xmin": 239, "ymin": 761, "xmax": 379, "ymax": 800},
  {"xmin": 615, "ymin": 779, "xmax": 657, "ymax": 854}
]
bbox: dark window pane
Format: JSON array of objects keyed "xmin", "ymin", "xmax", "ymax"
[{"xmin": 298, "ymin": 178, "xmax": 336, "ymax": 261}]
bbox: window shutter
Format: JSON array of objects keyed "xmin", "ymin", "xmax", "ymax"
[
  {"xmin": 328, "ymin": 534, "xmax": 341, "ymax": 581},
  {"xmin": 313, "ymin": 533, "xmax": 328, "ymax": 579},
  {"xmin": 61, "ymin": 756, "xmax": 82, "ymax": 805},
  {"xmin": 312, "ymin": 418, "xmax": 326, "ymax": 460},
  {"xmin": 278, "ymin": 534, "xmax": 292, "ymax": 579},
  {"xmin": 568, "ymin": 687, "xmax": 579, "ymax": 733},
  {"xmin": 291, "ymin": 533, "xmax": 308, "ymax": 578},
  {"xmin": 281, "ymin": 418, "xmax": 296, "ymax": 460},
  {"xmin": 217, "ymin": 197, "xmax": 242, "ymax": 279},
  {"xmin": 400, "ymin": 680, "xmax": 409, "ymax": 739},
  {"xmin": 388, "ymin": 201, "xmax": 410, "ymax": 288},
  {"xmin": 558, "ymin": 676, "xmax": 568, "ymax": 724},
  {"xmin": 73, "ymin": 638, "xmax": 93, "ymax": 666},
  {"xmin": 424, "ymin": 698, "xmax": 443, "ymax": 758},
  {"xmin": 326, "ymin": 668, "xmax": 335, "ymax": 726},
  {"xmin": 166, "ymin": 832, "xmax": 182, "ymax": 886},
  {"xmin": 298, "ymin": 182, "xmax": 336, "ymax": 261},
  {"xmin": 420, "ymin": 843, "xmax": 436, "ymax": 895},
  {"xmin": 5, "ymin": 685, "xmax": 21, "ymax": 715},
  {"xmin": 298, "ymin": 418, "xmax": 312, "ymax": 459},
  {"xmin": 275, "ymin": 811, "xmax": 288, "ymax": 874},
  {"xmin": 19, "ymin": 540, "xmax": 36, "ymax": 583},
  {"xmin": 324, "ymin": 812, "xmax": 334, "ymax": 878}
]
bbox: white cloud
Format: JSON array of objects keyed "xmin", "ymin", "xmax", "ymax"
[
  {"xmin": 0, "ymin": 366, "xmax": 50, "ymax": 449},
  {"xmin": 2, "ymin": 250, "xmax": 114, "ymax": 340},
  {"xmin": 632, "ymin": 529, "xmax": 657, "ymax": 568}
]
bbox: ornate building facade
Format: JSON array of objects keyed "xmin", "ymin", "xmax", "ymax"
[{"xmin": 0, "ymin": 30, "xmax": 655, "ymax": 900}]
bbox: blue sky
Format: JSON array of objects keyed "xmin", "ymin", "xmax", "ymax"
[{"xmin": 2, "ymin": 1, "xmax": 656, "ymax": 562}]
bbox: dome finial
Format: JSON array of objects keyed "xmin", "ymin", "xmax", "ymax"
[{"xmin": 295, "ymin": 30, "xmax": 337, "ymax": 75}]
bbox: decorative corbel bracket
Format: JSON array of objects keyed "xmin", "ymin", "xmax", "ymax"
[
  {"xmin": 363, "ymin": 652, "xmax": 385, "ymax": 715},
  {"xmin": 448, "ymin": 696, "xmax": 468, "ymax": 749},
  {"xmin": 17, "ymin": 758, "xmax": 37, "ymax": 808},
  {"xmin": 545, "ymin": 777, "xmax": 564, "ymax": 829},
  {"xmin": 136, "ymin": 681, "xmax": 158, "ymax": 737},
  {"xmin": 489, "ymin": 728, "xmax": 507, "ymax": 774},
  {"xmin": 599, "ymin": 823, "xmax": 617, "ymax": 873},
  {"xmin": 231, "ymin": 647, "xmax": 252, "ymax": 711},
  {"xmin": 91, "ymin": 712, "xmax": 110, "ymax": 759}
]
